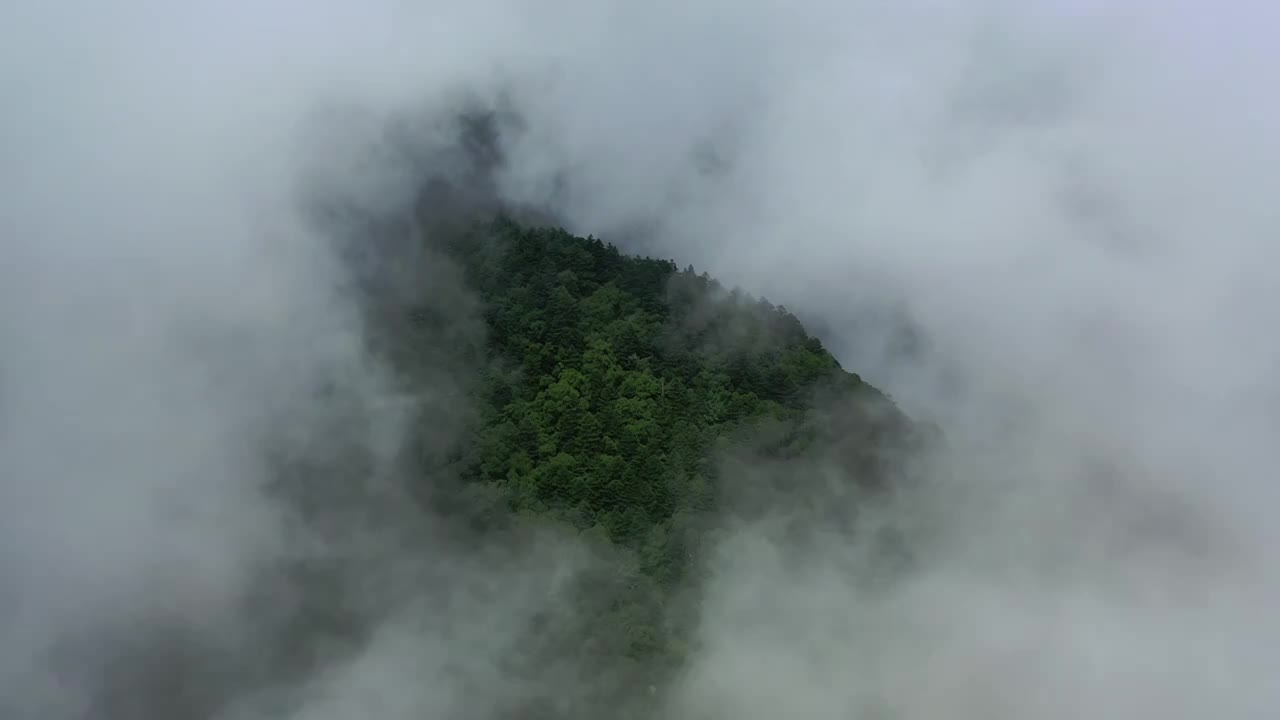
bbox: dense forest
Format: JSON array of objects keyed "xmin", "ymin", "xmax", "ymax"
[{"xmin": 337, "ymin": 212, "xmax": 927, "ymax": 716}]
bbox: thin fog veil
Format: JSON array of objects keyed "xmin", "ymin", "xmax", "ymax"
[
  {"xmin": 0, "ymin": 2, "xmax": 576, "ymax": 718},
  {"xmin": 3, "ymin": 0, "xmax": 1280, "ymax": 718}
]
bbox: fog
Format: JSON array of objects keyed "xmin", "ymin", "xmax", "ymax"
[{"xmin": 3, "ymin": 0, "xmax": 1279, "ymax": 718}]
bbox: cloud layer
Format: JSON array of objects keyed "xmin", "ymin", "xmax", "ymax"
[{"xmin": 4, "ymin": 0, "xmax": 1279, "ymax": 718}]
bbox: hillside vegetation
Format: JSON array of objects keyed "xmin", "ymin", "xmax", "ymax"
[{"xmin": 346, "ymin": 213, "xmax": 923, "ymax": 716}]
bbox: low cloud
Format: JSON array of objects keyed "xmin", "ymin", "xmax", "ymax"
[{"xmin": 4, "ymin": 1, "xmax": 1279, "ymax": 718}]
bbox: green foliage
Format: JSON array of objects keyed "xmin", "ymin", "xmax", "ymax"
[{"xmin": 398, "ymin": 214, "xmax": 914, "ymax": 698}]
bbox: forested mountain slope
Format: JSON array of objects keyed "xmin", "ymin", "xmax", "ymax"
[{"xmin": 346, "ymin": 213, "xmax": 927, "ymax": 713}]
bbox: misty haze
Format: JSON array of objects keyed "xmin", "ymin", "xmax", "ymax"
[{"xmin": 3, "ymin": 1, "xmax": 1280, "ymax": 718}]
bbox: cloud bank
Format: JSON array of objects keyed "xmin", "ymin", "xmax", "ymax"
[{"xmin": 4, "ymin": 0, "xmax": 1279, "ymax": 717}]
